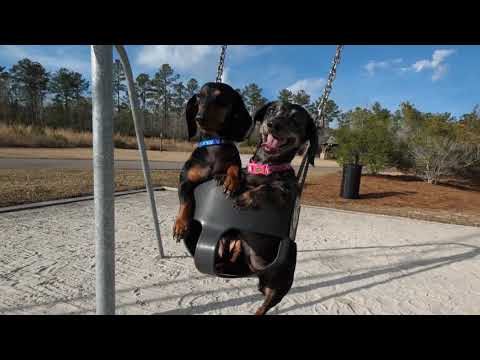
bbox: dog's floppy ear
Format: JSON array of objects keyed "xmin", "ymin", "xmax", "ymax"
[
  {"xmin": 306, "ymin": 114, "xmax": 319, "ymax": 166},
  {"xmin": 251, "ymin": 101, "xmax": 276, "ymax": 143},
  {"xmin": 253, "ymin": 101, "xmax": 276, "ymax": 124},
  {"xmin": 223, "ymin": 90, "xmax": 253, "ymax": 142},
  {"xmin": 185, "ymin": 94, "xmax": 198, "ymax": 140}
]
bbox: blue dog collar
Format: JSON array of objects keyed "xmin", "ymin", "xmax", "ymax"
[{"xmin": 197, "ymin": 138, "xmax": 233, "ymax": 148}]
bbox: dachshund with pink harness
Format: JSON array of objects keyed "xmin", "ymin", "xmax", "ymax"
[{"xmin": 216, "ymin": 101, "xmax": 318, "ymax": 315}]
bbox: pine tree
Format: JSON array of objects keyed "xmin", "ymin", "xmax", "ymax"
[
  {"xmin": 9, "ymin": 58, "xmax": 49, "ymax": 127},
  {"xmin": 241, "ymin": 83, "xmax": 268, "ymax": 115},
  {"xmin": 151, "ymin": 64, "xmax": 180, "ymax": 146},
  {"xmin": 112, "ymin": 59, "xmax": 127, "ymax": 112},
  {"xmin": 278, "ymin": 88, "xmax": 293, "ymax": 103}
]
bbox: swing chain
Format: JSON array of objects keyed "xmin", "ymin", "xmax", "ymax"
[
  {"xmin": 292, "ymin": 46, "xmax": 344, "ymax": 241},
  {"xmin": 216, "ymin": 45, "xmax": 228, "ymax": 83},
  {"xmin": 297, "ymin": 45, "xmax": 344, "ymax": 191},
  {"xmin": 316, "ymin": 45, "xmax": 343, "ymax": 128}
]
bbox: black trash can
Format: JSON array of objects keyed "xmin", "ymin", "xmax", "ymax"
[{"xmin": 340, "ymin": 164, "xmax": 362, "ymax": 199}]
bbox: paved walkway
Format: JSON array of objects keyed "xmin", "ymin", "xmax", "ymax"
[
  {"xmin": 0, "ymin": 158, "xmax": 185, "ymax": 170},
  {"xmin": 0, "ymin": 156, "xmax": 339, "ymax": 176},
  {"xmin": 1, "ymin": 190, "xmax": 479, "ymax": 315}
]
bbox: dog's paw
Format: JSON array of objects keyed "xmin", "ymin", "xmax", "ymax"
[
  {"xmin": 223, "ymin": 174, "xmax": 240, "ymax": 197},
  {"xmin": 255, "ymin": 306, "xmax": 267, "ymax": 316},
  {"xmin": 215, "ymin": 174, "xmax": 240, "ymax": 198},
  {"xmin": 173, "ymin": 217, "xmax": 189, "ymax": 242}
]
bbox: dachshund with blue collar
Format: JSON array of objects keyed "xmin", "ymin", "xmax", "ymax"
[{"xmin": 173, "ymin": 82, "xmax": 252, "ymax": 241}]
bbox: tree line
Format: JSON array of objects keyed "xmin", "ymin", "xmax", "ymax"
[
  {"xmin": 0, "ymin": 57, "xmax": 343, "ymax": 140},
  {"xmin": 335, "ymin": 102, "xmax": 480, "ymax": 184},
  {"xmin": 1, "ymin": 57, "xmax": 479, "ymax": 184}
]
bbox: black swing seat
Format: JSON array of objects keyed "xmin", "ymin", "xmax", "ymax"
[{"xmin": 183, "ymin": 179, "xmax": 300, "ymax": 278}]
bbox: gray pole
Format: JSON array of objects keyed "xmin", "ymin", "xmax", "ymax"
[
  {"xmin": 115, "ymin": 45, "xmax": 165, "ymax": 258},
  {"xmin": 91, "ymin": 45, "xmax": 115, "ymax": 315}
]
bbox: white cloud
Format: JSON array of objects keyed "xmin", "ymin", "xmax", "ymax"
[
  {"xmin": 411, "ymin": 49, "xmax": 456, "ymax": 81},
  {"xmin": 137, "ymin": 45, "xmax": 217, "ymax": 71},
  {"xmin": 364, "ymin": 58, "xmax": 403, "ymax": 76},
  {"xmin": 287, "ymin": 77, "xmax": 325, "ymax": 98},
  {"xmin": 135, "ymin": 45, "xmax": 272, "ymax": 84},
  {"xmin": 0, "ymin": 45, "xmax": 90, "ymax": 74},
  {"xmin": 364, "ymin": 50, "xmax": 455, "ymax": 82}
]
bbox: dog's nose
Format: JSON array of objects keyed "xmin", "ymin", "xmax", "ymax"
[{"xmin": 267, "ymin": 121, "xmax": 273, "ymax": 128}]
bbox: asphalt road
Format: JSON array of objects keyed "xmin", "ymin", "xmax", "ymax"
[
  {"xmin": 0, "ymin": 157, "xmax": 340, "ymax": 175},
  {"xmin": 0, "ymin": 158, "xmax": 185, "ymax": 170}
]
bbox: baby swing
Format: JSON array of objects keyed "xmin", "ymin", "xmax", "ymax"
[{"xmin": 182, "ymin": 45, "xmax": 344, "ymax": 278}]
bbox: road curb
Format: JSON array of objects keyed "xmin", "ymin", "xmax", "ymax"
[{"xmin": 0, "ymin": 187, "xmax": 172, "ymax": 214}]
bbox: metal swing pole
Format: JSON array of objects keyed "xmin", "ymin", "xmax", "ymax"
[
  {"xmin": 115, "ymin": 45, "xmax": 165, "ymax": 258},
  {"xmin": 92, "ymin": 45, "xmax": 115, "ymax": 315}
]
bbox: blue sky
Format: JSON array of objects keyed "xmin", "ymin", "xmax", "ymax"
[{"xmin": 1, "ymin": 45, "xmax": 479, "ymax": 119}]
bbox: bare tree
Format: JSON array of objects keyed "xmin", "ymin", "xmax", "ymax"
[{"xmin": 410, "ymin": 135, "xmax": 480, "ymax": 184}]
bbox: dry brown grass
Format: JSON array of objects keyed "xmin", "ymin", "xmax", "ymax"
[
  {"xmin": 0, "ymin": 124, "xmax": 95, "ymax": 148},
  {"xmin": 0, "ymin": 124, "xmax": 258, "ymax": 153},
  {"xmin": 0, "ymin": 168, "xmax": 179, "ymax": 207},
  {"xmin": 0, "ymin": 124, "xmax": 194, "ymax": 151}
]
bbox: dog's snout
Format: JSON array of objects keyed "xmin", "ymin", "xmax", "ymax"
[{"xmin": 267, "ymin": 120, "xmax": 273, "ymax": 128}]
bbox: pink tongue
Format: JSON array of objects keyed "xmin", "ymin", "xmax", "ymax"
[{"xmin": 265, "ymin": 133, "xmax": 285, "ymax": 150}]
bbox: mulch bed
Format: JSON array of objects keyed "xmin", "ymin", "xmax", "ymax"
[{"xmin": 303, "ymin": 173, "xmax": 480, "ymax": 227}]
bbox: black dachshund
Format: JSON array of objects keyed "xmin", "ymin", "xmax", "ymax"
[
  {"xmin": 216, "ymin": 101, "xmax": 318, "ymax": 315},
  {"xmin": 173, "ymin": 82, "xmax": 252, "ymax": 241}
]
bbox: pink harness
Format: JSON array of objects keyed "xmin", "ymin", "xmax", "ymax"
[{"xmin": 247, "ymin": 160, "xmax": 293, "ymax": 176}]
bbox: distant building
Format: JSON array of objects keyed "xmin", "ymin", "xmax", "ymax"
[{"xmin": 317, "ymin": 128, "xmax": 338, "ymax": 160}]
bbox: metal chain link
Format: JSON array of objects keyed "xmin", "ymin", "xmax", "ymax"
[
  {"xmin": 216, "ymin": 45, "xmax": 228, "ymax": 82},
  {"xmin": 316, "ymin": 45, "xmax": 343, "ymax": 128},
  {"xmin": 291, "ymin": 46, "xmax": 344, "ymax": 240}
]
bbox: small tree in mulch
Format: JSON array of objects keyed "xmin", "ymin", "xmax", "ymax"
[{"xmin": 335, "ymin": 103, "xmax": 395, "ymax": 174}]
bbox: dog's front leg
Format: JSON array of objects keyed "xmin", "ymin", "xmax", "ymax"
[
  {"xmin": 173, "ymin": 200, "xmax": 192, "ymax": 242},
  {"xmin": 215, "ymin": 164, "xmax": 241, "ymax": 197},
  {"xmin": 222, "ymin": 164, "xmax": 241, "ymax": 196},
  {"xmin": 173, "ymin": 165, "xmax": 210, "ymax": 241}
]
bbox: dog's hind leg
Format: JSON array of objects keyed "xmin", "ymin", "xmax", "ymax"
[
  {"xmin": 255, "ymin": 287, "xmax": 286, "ymax": 315},
  {"xmin": 254, "ymin": 249, "xmax": 297, "ymax": 315}
]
